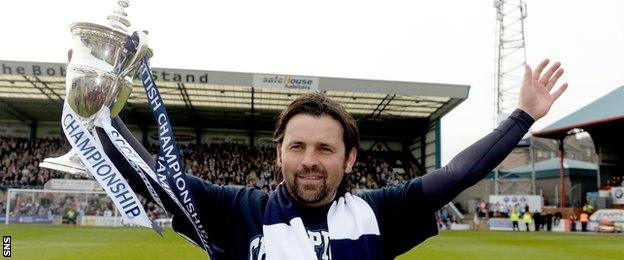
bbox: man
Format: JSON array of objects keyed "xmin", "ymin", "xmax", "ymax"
[
  {"xmin": 580, "ymin": 210, "xmax": 589, "ymax": 232},
  {"xmin": 510, "ymin": 208, "xmax": 521, "ymax": 232},
  {"xmin": 533, "ymin": 210, "xmax": 542, "ymax": 231},
  {"xmin": 570, "ymin": 214, "xmax": 578, "ymax": 232},
  {"xmin": 554, "ymin": 211, "xmax": 563, "ymax": 227},
  {"xmin": 544, "ymin": 211, "xmax": 554, "ymax": 231},
  {"xmin": 100, "ymin": 59, "xmax": 566, "ymax": 259},
  {"xmin": 440, "ymin": 208, "xmax": 451, "ymax": 230},
  {"xmin": 522, "ymin": 210, "xmax": 532, "ymax": 232},
  {"xmin": 64, "ymin": 207, "xmax": 77, "ymax": 225}
]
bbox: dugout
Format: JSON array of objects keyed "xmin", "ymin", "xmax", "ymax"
[
  {"xmin": 533, "ymin": 85, "xmax": 624, "ymax": 207},
  {"xmin": 0, "ymin": 60, "xmax": 469, "ymax": 175}
]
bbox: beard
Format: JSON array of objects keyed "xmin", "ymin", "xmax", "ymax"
[{"xmin": 287, "ymin": 167, "xmax": 330, "ymax": 205}]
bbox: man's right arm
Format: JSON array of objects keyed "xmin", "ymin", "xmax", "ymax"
[{"xmin": 97, "ymin": 117, "xmax": 240, "ymax": 250}]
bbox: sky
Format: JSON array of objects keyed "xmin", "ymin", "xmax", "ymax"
[{"xmin": 1, "ymin": 0, "xmax": 623, "ymax": 165}]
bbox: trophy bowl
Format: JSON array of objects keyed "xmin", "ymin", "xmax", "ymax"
[
  {"xmin": 66, "ymin": 22, "xmax": 137, "ymax": 120},
  {"xmin": 40, "ymin": 20, "xmax": 146, "ymax": 176}
]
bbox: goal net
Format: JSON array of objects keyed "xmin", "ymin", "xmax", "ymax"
[{"xmin": 3, "ymin": 188, "xmax": 121, "ymax": 226}]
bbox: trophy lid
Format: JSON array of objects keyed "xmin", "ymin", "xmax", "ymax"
[
  {"xmin": 69, "ymin": 0, "xmax": 132, "ymax": 44},
  {"xmin": 69, "ymin": 0, "xmax": 153, "ymax": 58}
]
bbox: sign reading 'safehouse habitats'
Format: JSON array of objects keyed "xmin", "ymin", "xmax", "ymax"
[{"xmin": 253, "ymin": 74, "xmax": 319, "ymax": 90}]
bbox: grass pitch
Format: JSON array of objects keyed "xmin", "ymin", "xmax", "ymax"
[{"xmin": 2, "ymin": 225, "xmax": 624, "ymax": 259}]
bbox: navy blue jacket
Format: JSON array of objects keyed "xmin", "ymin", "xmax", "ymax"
[{"xmin": 99, "ymin": 108, "xmax": 534, "ymax": 259}]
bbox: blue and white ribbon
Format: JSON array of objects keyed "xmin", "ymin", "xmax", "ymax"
[
  {"xmin": 95, "ymin": 107, "xmax": 165, "ymax": 211},
  {"xmin": 61, "ymin": 102, "xmax": 160, "ymax": 233},
  {"xmin": 139, "ymin": 56, "xmax": 213, "ymax": 256}
]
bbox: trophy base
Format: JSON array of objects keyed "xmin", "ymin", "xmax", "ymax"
[{"xmin": 40, "ymin": 149, "xmax": 88, "ymax": 177}]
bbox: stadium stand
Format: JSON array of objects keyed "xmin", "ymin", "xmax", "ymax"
[
  {"xmin": 1, "ymin": 137, "xmax": 414, "ymax": 191},
  {"xmin": 0, "ymin": 60, "xmax": 471, "ymax": 225}
]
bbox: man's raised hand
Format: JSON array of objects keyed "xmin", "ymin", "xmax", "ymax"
[{"xmin": 517, "ymin": 59, "xmax": 568, "ymax": 121}]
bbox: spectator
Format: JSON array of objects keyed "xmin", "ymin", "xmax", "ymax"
[
  {"xmin": 570, "ymin": 214, "xmax": 577, "ymax": 232},
  {"xmin": 580, "ymin": 211, "xmax": 589, "ymax": 232},
  {"xmin": 533, "ymin": 210, "xmax": 542, "ymax": 231},
  {"xmin": 554, "ymin": 211, "xmax": 563, "ymax": 227},
  {"xmin": 544, "ymin": 212, "xmax": 553, "ymax": 231},
  {"xmin": 522, "ymin": 211, "xmax": 532, "ymax": 232},
  {"xmin": 510, "ymin": 208, "xmax": 520, "ymax": 231},
  {"xmin": 64, "ymin": 208, "xmax": 77, "ymax": 225}
]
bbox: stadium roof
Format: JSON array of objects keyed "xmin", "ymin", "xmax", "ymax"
[
  {"xmin": 0, "ymin": 60, "xmax": 469, "ymax": 139},
  {"xmin": 485, "ymin": 158, "xmax": 597, "ymax": 179},
  {"xmin": 533, "ymin": 85, "xmax": 624, "ymax": 139},
  {"xmin": 506, "ymin": 157, "xmax": 596, "ymax": 173}
]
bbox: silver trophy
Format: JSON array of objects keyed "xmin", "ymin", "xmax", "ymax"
[{"xmin": 40, "ymin": 0, "xmax": 148, "ymax": 176}]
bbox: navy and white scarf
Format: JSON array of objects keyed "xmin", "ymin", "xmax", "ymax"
[{"xmin": 263, "ymin": 184, "xmax": 382, "ymax": 259}]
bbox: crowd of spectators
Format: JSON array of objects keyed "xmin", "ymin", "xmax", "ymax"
[
  {"xmin": 1, "ymin": 137, "xmax": 417, "ymax": 220},
  {"xmin": 0, "ymin": 137, "xmax": 72, "ymax": 188},
  {"xmin": 145, "ymin": 142, "xmax": 414, "ymax": 192},
  {"xmin": 474, "ymin": 200, "xmax": 538, "ymax": 219},
  {"xmin": 156, "ymin": 142, "xmax": 281, "ymax": 192},
  {"xmin": 436, "ymin": 207, "xmax": 457, "ymax": 230}
]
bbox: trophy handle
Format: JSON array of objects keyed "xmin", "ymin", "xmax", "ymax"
[
  {"xmin": 121, "ymin": 31, "xmax": 149, "ymax": 77},
  {"xmin": 39, "ymin": 147, "xmax": 88, "ymax": 177}
]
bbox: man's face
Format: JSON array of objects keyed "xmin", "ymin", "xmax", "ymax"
[{"xmin": 277, "ymin": 114, "xmax": 356, "ymax": 207}]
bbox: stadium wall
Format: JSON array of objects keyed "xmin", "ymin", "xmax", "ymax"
[
  {"xmin": 0, "ymin": 120, "xmax": 64, "ymax": 139},
  {"xmin": 409, "ymin": 120, "xmax": 440, "ymax": 173},
  {"xmin": 0, "ymin": 120, "xmax": 31, "ymax": 138}
]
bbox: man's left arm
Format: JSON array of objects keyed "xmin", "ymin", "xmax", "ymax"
[
  {"xmin": 355, "ymin": 59, "xmax": 568, "ymax": 257},
  {"xmin": 421, "ymin": 59, "xmax": 567, "ymax": 212},
  {"xmin": 356, "ymin": 110, "xmax": 532, "ymax": 258},
  {"xmin": 420, "ymin": 108, "xmax": 533, "ymax": 212}
]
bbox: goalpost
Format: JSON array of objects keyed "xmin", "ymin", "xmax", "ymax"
[{"xmin": 4, "ymin": 188, "xmax": 119, "ymax": 226}]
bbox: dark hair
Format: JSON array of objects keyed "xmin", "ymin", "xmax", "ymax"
[{"xmin": 273, "ymin": 92, "xmax": 359, "ymax": 154}]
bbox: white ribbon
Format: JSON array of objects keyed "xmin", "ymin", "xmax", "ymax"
[{"xmin": 61, "ymin": 102, "xmax": 156, "ymax": 231}]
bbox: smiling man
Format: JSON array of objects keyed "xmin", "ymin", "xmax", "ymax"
[
  {"xmin": 274, "ymin": 97, "xmax": 359, "ymax": 208},
  {"xmin": 101, "ymin": 59, "xmax": 567, "ymax": 259}
]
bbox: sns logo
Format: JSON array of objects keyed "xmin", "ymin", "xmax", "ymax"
[{"xmin": 2, "ymin": 236, "xmax": 10, "ymax": 257}]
